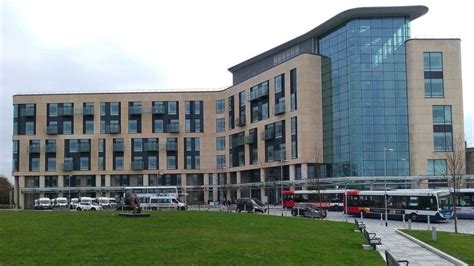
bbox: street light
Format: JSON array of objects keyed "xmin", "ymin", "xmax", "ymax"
[
  {"xmin": 280, "ymin": 158, "xmax": 288, "ymax": 216},
  {"xmin": 384, "ymin": 147, "xmax": 394, "ymax": 227}
]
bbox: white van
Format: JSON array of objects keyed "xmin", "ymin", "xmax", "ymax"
[
  {"xmin": 149, "ymin": 197, "xmax": 187, "ymax": 210},
  {"xmin": 70, "ymin": 198, "xmax": 79, "ymax": 209},
  {"xmin": 52, "ymin": 197, "xmax": 68, "ymax": 208},
  {"xmin": 94, "ymin": 197, "xmax": 111, "ymax": 208},
  {"xmin": 38, "ymin": 197, "xmax": 52, "ymax": 210}
]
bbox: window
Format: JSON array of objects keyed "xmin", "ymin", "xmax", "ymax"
[
  {"xmin": 69, "ymin": 140, "xmax": 78, "ymax": 153},
  {"xmin": 98, "ymin": 157, "xmax": 105, "ymax": 170},
  {"xmin": 99, "ymin": 139, "xmax": 105, "ymax": 153},
  {"xmin": 85, "ymin": 120, "xmax": 94, "ymax": 134},
  {"xmin": 195, "ymin": 101, "xmax": 201, "ymax": 114},
  {"xmin": 216, "ymin": 118, "xmax": 225, "ymax": 132},
  {"xmin": 63, "ymin": 121, "xmax": 72, "ymax": 134},
  {"xmin": 49, "ymin": 104, "xmax": 58, "ymax": 117},
  {"xmin": 186, "ymin": 138, "xmax": 192, "ymax": 152},
  {"xmin": 216, "ymin": 137, "xmax": 225, "ymax": 151},
  {"xmin": 148, "ymin": 156, "xmax": 157, "ymax": 170},
  {"xmin": 31, "ymin": 158, "xmax": 40, "ymax": 172},
  {"xmin": 154, "ymin": 119, "xmax": 164, "ymax": 133},
  {"xmin": 133, "ymin": 139, "xmax": 142, "ymax": 152},
  {"xmin": 185, "ymin": 119, "xmax": 191, "ymax": 132},
  {"xmin": 195, "ymin": 119, "xmax": 201, "ymax": 132},
  {"xmin": 424, "ymin": 52, "xmax": 444, "ymax": 98},
  {"xmin": 275, "ymin": 74, "xmax": 283, "ymax": 93},
  {"xmin": 185, "ymin": 101, "xmax": 191, "ymax": 114},
  {"xmin": 216, "ymin": 155, "xmax": 226, "ymax": 168},
  {"xmin": 100, "ymin": 103, "xmax": 106, "ymax": 116},
  {"xmin": 432, "ymin": 105, "xmax": 453, "ymax": 151},
  {"xmin": 80, "ymin": 157, "xmax": 89, "ymax": 170},
  {"xmin": 128, "ymin": 120, "xmax": 138, "ymax": 133},
  {"xmin": 47, "ymin": 158, "xmax": 56, "ymax": 171},
  {"xmin": 195, "ymin": 138, "xmax": 200, "ymax": 151},
  {"xmin": 290, "ymin": 68, "xmax": 297, "ymax": 111},
  {"xmin": 216, "ymin": 99, "xmax": 225, "ymax": 114},
  {"xmin": 427, "ymin": 159, "xmax": 447, "ymax": 175},
  {"xmin": 26, "ymin": 122, "xmax": 34, "ymax": 135},
  {"xmin": 115, "ymin": 156, "xmax": 124, "ymax": 170},
  {"xmin": 275, "ymin": 121, "xmax": 283, "ymax": 139},
  {"xmin": 195, "ymin": 156, "xmax": 200, "ymax": 169},
  {"xmin": 168, "ymin": 101, "xmax": 177, "ymax": 114},
  {"xmin": 167, "ymin": 155, "xmax": 176, "ymax": 169},
  {"xmin": 186, "ymin": 156, "xmax": 192, "ymax": 169},
  {"xmin": 111, "ymin": 102, "xmax": 119, "ymax": 115}
]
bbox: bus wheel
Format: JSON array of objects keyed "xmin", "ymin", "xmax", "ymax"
[{"xmin": 410, "ymin": 213, "xmax": 417, "ymax": 222}]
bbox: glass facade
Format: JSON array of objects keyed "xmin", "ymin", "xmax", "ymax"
[{"xmin": 319, "ymin": 17, "xmax": 410, "ymax": 177}]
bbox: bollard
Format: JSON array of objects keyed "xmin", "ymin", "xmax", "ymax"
[
  {"xmin": 402, "ymin": 214, "xmax": 406, "ymax": 228},
  {"xmin": 408, "ymin": 219, "xmax": 412, "ymax": 230},
  {"xmin": 427, "ymin": 215, "xmax": 431, "ymax": 230},
  {"xmin": 380, "ymin": 213, "xmax": 383, "ymax": 225},
  {"xmin": 432, "ymin": 226, "xmax": 437, "ymax": 241}
]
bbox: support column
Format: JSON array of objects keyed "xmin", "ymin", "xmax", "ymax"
[
  {"xmin": 236, "ymin": 171, "xmax": 241, "ymax": 199},
  {"xmin": 105, "ymin": 174, "xmax": 111, "ymax": 187},
  {"xmin": 95, "ymin": 174, "xmax": 102, "ymax": 197},
  {"xmin": 203, "ymin": 173, "xmax": 209, "ymax": 204},
  {"xmin": 301, "ymin": 164, "xmax": 308, "ymax": 190},
  {"xmin": 143, "ymin": 174, "xmax": 149, "ymax": 186},
  {"xmin": 260, "ymin": 168, "xmax": 267, "ymax": 203},
  {"xmin": 213, "ymin": 173, "xmax": 218, "ymax": 202},
  {"xmin": 289, "ymin": 164, "xmax": 295, "ymax": 190},
  {"xmin": 39, "ymin": 176, "xmax": 45, "ymax": 197},
  {"xmin": 225, "ymin": 173, "xmax": 231, "ymax": 201}
]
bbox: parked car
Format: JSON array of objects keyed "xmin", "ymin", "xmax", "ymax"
[
  {"xmin": 38, "ymin": 197, "xmax": 52, "ymax": 210},
  {"xmin": 70, "ymin": 198, "xmax": 79, "ymax": 209},
  {"xmin": 148, "ymin": 197, "xmax": 187, "ymax": 210},
  {"xmin": 52, "ymin": 197, "xmax": 68, "ymax": 209},
  {"xmin": 236, "ymin": 198, "xmax": 267, "ymax": 213},
  {"xmin": 291, "ymin": 203, "xmax": 327, "ymax": 218},
  {"xmin": 76, "ymin": 202, "xmax": 103, "ymax": 211}
]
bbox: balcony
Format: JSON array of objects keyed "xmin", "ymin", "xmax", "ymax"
[
  {"xmin": 83, "ymin": 106, "xmax": 94, "ymax": 115},
  {"xmin": 244, "ymin": 135, "xmax": 255, "ymax": 144},
  {"xmin": 105, "ymin": 124, "xmax": 121, "ymax": 134},
  {"xmin": 79, "ymin": 143, "xmax": 90, "ymax": 152},
  {"xmin": 28, "ymin": 144, "xmax": 41, "ymax": 153},
  {"xmin": 60, "ymin": 107, "xmax": 74, "ymax": 116},
  {"xmin": 167, "ymin": 123, "xmax": 180, "ymax": 133},
  {"xmin": 152, "ymin": 105, "xmax": 166, "ymax": 114},
  {"xmin": 21, "ymin": 107, "xmax": 35, "ymax": 117},
  {"xmin": 249, "ymin": 86, "xmax": 269, "ymax": 101},
  {"xmin": 274, "ymin": 101, "xmax": 286, "ymax": 115},
  {"xmin": 144, "ymin": 142, "xmax": 158, "ymax": 152},
  {"xmin": 131, "ymin": 161, "xmax": 144, "ymax": 170},
  {"xmin": 63, "ymin": 161, "xmax": 74, "ymax": 172},
  {"xmin": 129, "ymin": 106, "xmax": 142, "ymax": 115},
  {"xmin": 46, "ymin": 125, "xmax": 59, "ymax": 135},
  {"xmin": 113, "ymin": 143, "xmax": 124, "ymax": 152},
  {"xmin": 232, "ymin": 136, "xmax": 245, "ymax": 147},
  {"xmin": 236, "ymin": 115, "xmax": 246, "ymax": 127},
  {"xmin": 274, "ymin": 150, "xmax": 287, "ymax": 161},
  {"xmin": 166, "ymin": 142, "xmax": 177, "ymax": 151},
  {"xmin": 45, "ymin": 144, "xmax": 56, "ymax": 153}
]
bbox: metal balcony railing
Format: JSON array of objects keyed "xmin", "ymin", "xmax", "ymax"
[
  {"xmin": 274, "ymin": 101, "xmax": 286, "ymax": 115},
  {"xmin": 249, "ymin": 86, "xmax": 269, "ymax": 101},
  {"xmin": 129, "ymin": 106, "xmax": 143, "ymax": 115},
  {"xmin": 152, "ymin": 105, "xmax": 166, "ymax": 114},
  {"xmin": 244, "ymin": 135, "xmax": 255, "ymax": 144},
  {"xmin": 83, "ymin": 106, "xmax": 94, "ymax": 115},
  {"xmin": 131, "ymin": 161, "xmax": 144, "ymax": 170},
  {"xmin": 236, "ymin": 115, "xmax": 246, "ymax": 127},
  {"xmin": 106, "ymin": 124, "xmax": 121, "ymax": 134},
  {"xmin": 28, "ymin": 145, "xmax": 41, "ymax": 153},
  {"xmin": 63, "ymin": 162, "xmax": 74, "ymax": 171},
  {"xmin": 46, "ymin": 125, "xmax": 59, "ymax": 135},
  {"xmin": 113, "ymin": 143, "xmax": 124, "ymax": 152},
  {"xmin": 144, "ymin": 142, "xmax": 158, "ymax": 152}
]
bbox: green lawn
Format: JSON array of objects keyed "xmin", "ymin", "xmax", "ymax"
[
  {"xmin": 402, "ymin": 230, "xmax": 474, "ymax": 265},
  {"xmin": 0, "ymin": 211, "xmax": 383, "ymax": 265}
]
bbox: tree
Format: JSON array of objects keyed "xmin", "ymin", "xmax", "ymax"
[
  {"xmin": 259, "ymin": 160, "xmax": 280, "ymax": 205},
  {"xmin": 0, "ymin": 175, "xmax": 13, "ymax": 207},
  {"xmin": 442, "ymin": 135, "xmax": 465, "ymax": 234}
]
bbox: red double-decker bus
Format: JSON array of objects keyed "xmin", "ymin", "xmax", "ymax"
[{"xmin": 282, "ymin": 190, "xmax": 345, "ymax": 210}]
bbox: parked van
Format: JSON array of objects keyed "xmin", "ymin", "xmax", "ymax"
[
  {"xmin": 52, "ymin": 197, "xmax": 68, "ymax": 208},
  {"xmin": 149, "ymin": 197, "xmax": 187, "ymax": 210},
  {"xmin": 38, "ymin": 197, "xmax": 52, "ymax": 210},
  {"xmin": 70, "ymin": 198, "xmax": 79, "ymax": 209},
  {"xmin": 94, "ymin": 197, "xmax": 111, "ymax": 209}
]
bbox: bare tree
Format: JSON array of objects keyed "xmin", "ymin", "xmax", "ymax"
[
  {"xmin": 441, "ymin": 135, "xmax": 465, "ymax": 234},
  {"xmin": 258, "ymin": 160, "xmax": 280, "ymax": 204}
]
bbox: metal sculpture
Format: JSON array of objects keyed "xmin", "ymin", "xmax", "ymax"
[{"xmin": 125, "ymin": 192, "xmax": 141, "ymax": 214}]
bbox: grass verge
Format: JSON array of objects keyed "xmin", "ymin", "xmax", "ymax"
[
  {"xmin": 0, "ymin": 211, "xmax": 384, "ymax": 265},
  {"xmin": 402, "ymin": 229, "xmax": 474, "ymax": 265}
]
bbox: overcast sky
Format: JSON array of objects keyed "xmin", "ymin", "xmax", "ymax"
[{"xmin": 1, "ymin": 0, "xmax": 472, "ymax": 183}]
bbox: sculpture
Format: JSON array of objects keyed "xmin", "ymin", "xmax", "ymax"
[{"xmin": 125, "ymin": 192, "xmax": 141, "ymax": 214}]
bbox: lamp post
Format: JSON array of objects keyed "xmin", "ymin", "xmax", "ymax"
[{"xmin": 384, "ymin": 147, "xmax": 394, "ymax": 227}]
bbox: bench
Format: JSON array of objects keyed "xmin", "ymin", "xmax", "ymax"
[
  {"xmin": 385, "ymin": 250, "xmax": 409, "ymax": 266},
  {"xmin": 363, "ymin": 229, "xmax": 382, "ymax": 250},
  {"xmin": 354, "ymin": 218, "xmax": 366, "ymax": 232}
]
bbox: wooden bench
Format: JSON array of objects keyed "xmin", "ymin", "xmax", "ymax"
[
  {"xmin": 385, "ymin": 250, "xmax": 409, "ymax": 266},
  {"xmin": 363, "ymin": 229, "xmax": 382, "ymax": 250},
  {"xmin": 354, "ymin": 218, "xmax": 366, "ymax": 232}
]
